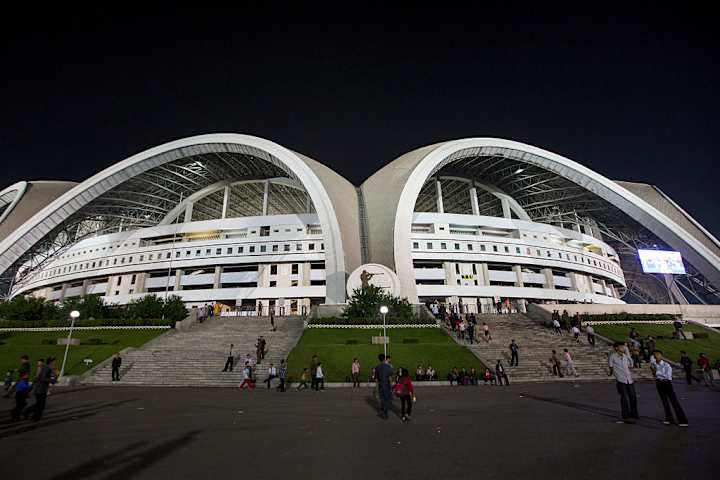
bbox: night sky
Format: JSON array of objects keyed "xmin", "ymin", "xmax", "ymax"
[{"xmin": 2, "ymin": 7, "xmax": 718, "ymax": 236}]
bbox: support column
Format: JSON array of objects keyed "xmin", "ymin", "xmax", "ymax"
[
  {"xmin": 80, "ymin": 279, "xmax": 90, "ymax": 297},
  {"xmin": 59, "ymin": 283, "xmax": 68, "ymax": 301},
  {"xmin": 542, "ymin": 268, "xmax": 555, "ymax": 289},
  {"xmin": 435, "ymin": 179, "xmax": 444, "ymax": 213},
  {"xmin": 600, "ymin": 279, "xmax": 608, "ymax": 297},
  {"xmin": 135, "ymin": 273, "xmax": 147, "ymax": 293},
  {"xmin": 501, "ymin": 198, "xmax": 512, "ymax": 219},
  {"xmin": 221, "ymin": 186, "xmax": 230, "ymax": 219},
  {"xmin": 513, "ymin": 265, "xmax": 524, "ymax": 287},
  {"xmin": 469, "ymin": 187, "xmax": 480, "ymax": 215},
  {"xmin": 568, "ymin": 272, "xmax": 580, "ymax": 291},
  {"xmin": 480, "ymin": 263, "xmax": 490, "ymax": 286},
  {"xmin": 184, "ymin": 202, "xmax": 194, "ymax": 223},
  {"xmin": 213, "ymin": 266, "xmax": 223, "ymax": 289},
  {"xmin": 174, "ymin": 269, "xmax": 183, "ymax": 291},
  {"xmin": 262, "ymin": 180, "xmax": 270, "ymax": 216}
]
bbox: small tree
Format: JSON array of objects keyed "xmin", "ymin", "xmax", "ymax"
[
  {"xmin": 162, "ymin": 295, "xmax": 188, "ymax": 322},
  {"xmin": 125, "ymin": 295, "xmax": 165, "ymax": 319},
  {"xmin": 343, "ymin": 285, "xmax": 413, "ymax": 323}
]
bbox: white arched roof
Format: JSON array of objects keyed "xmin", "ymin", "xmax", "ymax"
[
  {"xmin": 0, "ymin": 181, "xmax": 28, "ymax": 225},
  {"xmin": 362, "ymin": 138, "xmax": 720, "ymax": 303},
  {"xmin": 0, "ymin": 134, "xmax": 356, "ymax": 303}
]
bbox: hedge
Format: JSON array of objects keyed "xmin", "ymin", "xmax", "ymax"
[
  {"xmin": 308, "ymin": 316, "xmax": 423, "ymax": 325},
  {"xmin": 0, "ymin": 317, "xmax": 176, "ymax": 328}
]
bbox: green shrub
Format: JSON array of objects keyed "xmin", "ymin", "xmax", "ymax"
[{"xmin": 343, "ymin": 285, "xmax": 414, "ymax": 322}]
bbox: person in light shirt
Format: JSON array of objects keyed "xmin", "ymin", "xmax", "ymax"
[
  {"xmin": 608, "ymin": 341, "xmax": 639, "ymax": 423},
  {"xmin": 652, "ymin": 350, "xmax": 688, "ymax": 426}
]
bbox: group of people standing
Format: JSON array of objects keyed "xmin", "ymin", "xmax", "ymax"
[
  {"xmin": 609, "ymin": 341, "xmax": 689, "ymax": 426},
  {"xmin": 551, "ymin": 310, "xmax": 595, "ymax": 346},
  {"xmin": 4, "ymin": 354, "xmax": 57, "ymax": 422}
]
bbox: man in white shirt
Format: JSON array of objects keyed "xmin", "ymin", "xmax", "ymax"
[
  {"xmin": 608, "ymin": 341, "xmax": 639, "ymax": 423},
  {"xmin": 552, "ymin": 318, "xmax": 562, "ymax": 335},
  {"xmin": 653, "ymin": 350, "xmax": 688, "ymax": 427},
  {"xmin": 585, "ymin": 324, "xmax": 596, "ymax": 347},
  {"xmin": 264, "ymin": 363, "xmax": 277, "ymax": 389}
]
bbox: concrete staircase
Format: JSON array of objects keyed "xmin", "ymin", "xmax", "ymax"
[
  {"xmin": 82, "ymin": 316, "xmax": 304, "ymax": 387},
  {"xmin": 453, "ymin": 313, "xmax": 656, "ymax": 382}
]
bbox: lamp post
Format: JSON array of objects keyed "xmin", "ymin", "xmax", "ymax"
[
  {"xmin": 379, "ymin": 305, "xmax": 389, "ymax": 357},
  {"xmin": 60, "ymin": 310, "xmax": 80, "ymax": 380}
]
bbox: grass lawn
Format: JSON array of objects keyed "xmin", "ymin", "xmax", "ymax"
[
  {"xmin": 592, "ymin": 323, "xmax": 720, "ymax": 363},
  {"xmin": 285, "ymin": 327, "xmax": 484, "ymax": 382},
  {"xmin": 0, "ymin": 329, "xmax": 167, "ymax": 377}
]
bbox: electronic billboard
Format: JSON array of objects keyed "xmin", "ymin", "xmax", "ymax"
[{"xmin": 638, "ymin": 249, "xmax": 686, "ymax": 274}]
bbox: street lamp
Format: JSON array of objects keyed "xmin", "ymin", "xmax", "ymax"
[
  {"xmin": 379, "ymin": 305, "xmax": 389, "ymax": 356},
  {"xmin": 60, "ymin": 310, "xmax": 80, "ymax": 380}
]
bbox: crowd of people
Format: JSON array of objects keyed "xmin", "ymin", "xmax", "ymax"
[{"xmin": 4, "ymin": 354, "xmax": 58, "ymax": 422}]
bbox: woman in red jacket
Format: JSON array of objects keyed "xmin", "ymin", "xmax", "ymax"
[{"xmin": 393, "ymin": 368, "xmax": 416, "ymax": 422}]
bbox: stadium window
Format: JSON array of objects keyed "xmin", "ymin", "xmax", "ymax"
[
  {"xmin": 260, "ymin": 245, "xmax": 267, "ymax": 253},
  {"xmin": 176, "ymin": 251, "xmax": 181, "ymax": 258},
  {"xmin": 558, "ymin": 252, "xmax": 562, "ymax": 258},
  {"xmin": 308, "ymin": 244, "xmax": 315, "ymax": 251},
  {"xmin": 291, "ymin": 280, "xmax": 298, "ymax": 287},
  {"xmin": 536, "ymin": 249, "xmax": 541, "ymax": 256},
  {"xmin": 205, "ymin": 249, "xmax": 211, "ymax": 255},
  {"xmin": 249, "ymin": 246, "xmax": 255, "ymax": 253},
  {"xmin": 216, "ymin": 248, "xmax": 222, "ymax": 255},
  {"xmin": 117, "ymin": 277, "xmax": 122, "ymax": 286},
  {"xmin": 574, "ymin": 255, "xmax": 578, "ymax": 261},
  {"xmin": 269, "ymin": 281, "xmax": 277, "ymax": 287},
  {"xmin": 427, "ymin": 242, "xmax": 433, "ymax": 249},
  {"xmin": 504, "ymin": 246, "xmax": 509, "ymax": 253},
  {"xmin": 270, "ymin": 265, "xmax": 278, "ymax": 275},
  {"xmin": 185, "ymin": 250, "xmax": 191, "ymax": 257},
  {"xmin": 296, "ymin": 243, "xmax": 302, "ymax": 251},
  {"xmin": 284, "ymin": 244, "xmax": 291, "ymax": 252},
  {"xmin": 139, "ymin": 255, "xmax": 144, "ymax": 262},
  {"xmin": 492, "ymin": 245, "xmax": 498, "ymax": 252},
  {"xmin": 129, "ymin": 257, "xmax": 133, "ymax": 263},
  {"xmin": 149, "ymin": 254, "xmax": 154, "ymax": 260},
  {"xmin": 131, "ymin": 274, "xmax": 136, "ymax": 284},
  {"xmin": 196, "ymin": 250, "xmax": 201, "ymax": 256},
  {"xmin": 292, "ymin": 264, "xmax": 299, "ymax": 274},
  {"xmin": 441, "ymin": 243, "xmax": 447, "ymax": 250},
  {"xmin": 166, "ymin": 252, "xmax": 171, "ymax": 259},
  {"xmin": 455, "ymin": 264, "xmax": 460, "ymax": 274},
  {"xmin": 454, "ymin": 243, "xmax": 460, "ymax": 250},
  {"xmin": 320, "ymin": 243, "xmax": 324, "ymax": 249},
  {"xmin": 239, "ymin": 246, "xmax": 244, "ymax": 253},
  {"xmin": 468, "ymin": 244, "xmax": 473, "ymax": 251},
  {"xmin": 480, "ymin": 245, "xmax": 486, "ymax": 251},
  {"xmin": 121, "ymin": 258, "xmax": 125, "ymax": 264},
  {"xmin": 516, "ymin": 247, "xmax": 521, "ymax": 254},
  {"xmin": 273, "ymin": 245, "xmax": 279, "ymax": 252},
  {"xmin": 413, "ymin": 242, "xmax": 419, "ymax": 249},
  {"xmin": 547, "ymin": 251, "xmax": 551, "ymax": 258},
  {"xmin": 472, "ymin": 264, "xmax": 477, "ymax": 274},
  {"xmin": 227, "ymin": 248, "xmax": 233, "ymax": 254}
]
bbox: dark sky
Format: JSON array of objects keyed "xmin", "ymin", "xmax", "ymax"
[{"xmin": 2, "ymin": 7, "xmax": 718, "ymax": 236}]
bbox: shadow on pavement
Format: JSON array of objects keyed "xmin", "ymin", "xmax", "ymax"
[
  {"xmin": 0, "ymin": 399, "xmax": 138, "ymax": 438},
  {"xmin": 49, "ymin": 429, "xmax": 203, "ymax": 480}
]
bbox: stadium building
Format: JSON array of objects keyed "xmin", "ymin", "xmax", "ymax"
[{"xmin": 1, "ymin": 134, "xmax": 719, "ymax": 314}]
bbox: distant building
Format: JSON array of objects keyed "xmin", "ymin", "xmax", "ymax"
[{"xmin": 1, "ymin": 135, "xmax": 718, "ymax": 313}]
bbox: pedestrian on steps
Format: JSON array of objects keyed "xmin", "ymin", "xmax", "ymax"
[
  {"xmin": 264, "ymin": 363, "xmax": 277, "ymax": 388},
  {"xmin": 111, "ymin": 352, "xmax": 122, "ymax": 381},
  {"xmin": 495, "ymin": 360, "xmax": 509, "ymax": 386},
  {"xmin": 552, "ymin": 318, "xmax": 562, "ymax": 335},
  {"xmin": 277, "ymin": 360, "xmax": 287, "ymax": 392},
  {"xmin": 223, "ymin": 344, "xmax": 234, "ymax": 372},
  {"xmin": 239, "ymin": 362, "xmax": 255, "ymax": 389},
  {"xmin": 586, "ymin": 324, "xmax": 596, "ymax": 347},
  {"xmin": 270, "ymin": 310, "xmax": 276, "ymax": 331},
  {"xmin": 571, "ymin": 325, "xmax": 581, "ymax": 343},
  {"xmin": 509, "ymin": 339, "xmax": 519, "ymax": 366},
  {"xmin": 563, "ymin": 349, "xmax": 577, "ymax": 377},
  {"xmin": 550, "ymin": 350, "xmax": 564, "ymax": 377},
  {"xmin": 483, "ymin": 322, "xmax": 492, "ymax": 342}
]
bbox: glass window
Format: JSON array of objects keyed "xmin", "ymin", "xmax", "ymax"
[
  {"xmin": 260, "ymin": 245, "xmax": 267, "ymax": 253},
  {"xmin": 492, "ymin": 245, "xmax": 498, "ymax": 252},
  {"xmin": 309, "ymin": 244, "xmax": 315, "ymax": 251},
  {"xmin": 273, "ymin": 245, "xmax": 279, "ymax": 252},
  {"xmin": 270, "ymin": 265, "xmax": 278, "ymax": 275},
  {"xmin": 284, "ymin": 244, "xmax": 291, "ymax": 252},
  {"xmin": 227, "ymin": 248, "xmax": 233, "ymax": 254},
  {"xmin": 468, "ymin": 244, "xmax": 473, "ymax": 251},
  {"xmin": 441, "ymin": 243, "xmax": 447, "ymax": 250},
  {"xmin": 454, "ymin": 243, "xmax": 460, "ymax": 250},
  {"xmin": 480, "ymin": 245, "xmax": 486, "ymax": 251},
  {"xmin": 296, "ymin": 244, "xmax": 302, "ymax": 251},
  {"xmin": 427, "ymin": 242, "xmax": 433, "ymax": 249},
  {"xmin": 216, "ymin": 248, "xmax": 222, "ymax": 255},
  {"xmin": 413, "ymin": 242, "xmax": 419, "ymax": 249},
  {"xmin": 269, "ymin": 280, "xmax": 277, "ymax": 287},
  {"xmin": 292, "ymin": 264, "xmax": 299, "ymax": 274},
  {"xmin": 249, "ymin": 246, "xmax": 255, "ymax": 253}
]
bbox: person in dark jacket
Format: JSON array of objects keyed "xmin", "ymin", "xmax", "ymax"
[
  {"xmin": 375, "ymin": 354, "xmax": 394, "ymax": 419},
  {"xmin": 679, "ymin": 351, "xmax": 695, "ymax": 385},
  {"xmin": 10, "ymin": 377, "xmax": 31, "ymax": 421},
  {"xmin": 496, "ymin": 360, "xmax": 509, "ymax": 386},
  {"xmin": 23, "ymin": 357, "xmax": 57, "ymax": 421},
  {"xmin": 111, "ymin": 352, "xmax": 122, "ymax": 381}
]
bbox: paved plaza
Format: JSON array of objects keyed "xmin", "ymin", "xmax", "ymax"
[{"xmin": 1, "ymin": 381, "xmax": 718, "ymax": 479}]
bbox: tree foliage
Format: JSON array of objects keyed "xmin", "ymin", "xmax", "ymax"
[{"xmin": 342, "ymin": 285, "xmax": 414, "ymax": 323}]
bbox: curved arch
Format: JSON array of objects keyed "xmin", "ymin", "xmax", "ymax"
[
  {"xmin": 434, "ymin": 175, "xmax": 530, "ymax": 220},
  {"xmin": 0, "ymin": 134, "xmax": 348, "ymax": 303},
  {"xmin": 385, "ymin": 138, "xmax": 720, "ymax": 302},
  {"xmin": 0, "ymin": 181, "xmax": 28, "ymax": 225}
]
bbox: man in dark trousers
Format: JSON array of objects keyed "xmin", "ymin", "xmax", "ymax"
[
  {"xmin": 509, "ymin": 339, "xmax": 519, "ymax": 366},
  {"xmin": 679, "ymin": 351, "xmax": 695, "ymax": 385},
  {"xmin": 608, "ymin": 342, "xmax": 639, "ymax": 423},
  {"xmin": 223, "ymin": 344, "xmax": 234, "ymax": 372},
  {"xmin": 495, "ymin": 360, "xmax": 509, "ymax": 385},
  {"xmin": 23, "ymin": 357, "xmax": 57, "ymax": 421},
  {"xmin": 310, "ymin": 355, "xmax": 319, "ymax": 391},
  {"xmin": 111, "ymin": 352, "xmax": 122, "ymax": 381},
  {"xmin": 653, "ymin": 350, "xmax": 688, "ymax": 426},
  {"xmin": 3, "ymin": 354, "xmax": 30, "ymax": 398},
  {"xmin": 375, "ymin": 353, "xmax": 394, "ymax": 419}
]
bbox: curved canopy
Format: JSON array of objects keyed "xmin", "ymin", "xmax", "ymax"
[
  {"xmin": 361, "ymin": 138, "xmax": 720, "ymax": 303},
  {"xmin": 0, "ymin": 134, "xmax": 359, "ymax": 303}
]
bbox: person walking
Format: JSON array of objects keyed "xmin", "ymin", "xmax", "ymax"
[
  {"xmin": 653, "ymin": 350, "xmax": 688, "ymax": 426},
  {"xmin": 483, "ymin": 322, "xmax": 492, "ymax": 342},
  {"xmin": 571, "ymin": 325, "xmax": 581, "ymax": 343},
  {"xmin": 23, "ymin": 357, "xmax": 56, "ymax": 421},
  {"xmin": 10, "ymin": 376, "xmax": 31, "ymax": 421},
  {"xmin": 3, "ymin": 355, "xmax": 31, "ymax": 399},
  {"xmin": 697, "ymin": 353, "xmax": 714, "ymax": 387},
  {"xmin": 393, "ymin": 368, "xmax": 415, "ymax": 422},
  {"xmin": 277, "ymin": 360, "xmax": 287, "ymax": 392},
  {"xmin": 495, "ymin": 360, "xmax": 509, "ymax": 386},
  {"xmin": 239, "ymin": 362, "xmax": 255, "ymax": 389},
  {"xmin": 297, "ymin": 368, "xmax": 310, "ymax": 391},
  {"xmin": 679, "ymin": 351, "xmax": 695, "ymax": 385},
  {"xmin": 561, "ymin": 310, "xmax": 570, "ymax": 332},
  {"xmin": 111, "ymin": 352, "xmax": 122, "ymax": 381},
  {"xmin": 608, "ymin": 341, "xmax": 639, "ymax": 423},
  {"xmin": 223, "ymin": 344, "xmax": 234, "ymax": 372},
  {"xmin": 315, "ymin": 362, "xmax": 325, "ymax": 391},
  {"xmin": 375, "ymin": 353, "xmax": 394, "ymax": 419},
  {"xmin": 550, "ymin": 350, "xmax": 564, "ymax": 377},
  {"xmin": 563, "ymin": 349, "xmax": 577, "ymax": 377},
  {"xmin": 552, "ymin": 317, "xmax": 562, "ymax": 335},
  {"xmin": 351, "ymin": 358, "xmax": 361, "ymax": 388},
  {"xmin": 310, "ymin": 355, "xmax": 319, "ymax": 391},
  {"xmin": 509, "ymin": 339, "xmax": 519, "ymax": 366},
  {"xmin": 585, "ymin": 324, "xmax": 596, "ymax": 347},
  {"xmin": 270, "ymin": 310, "xmax": 276, "ymax": 331},
  {"xmin": 264, "ymin": 363, "xmax": 277, "ymax": 389}
]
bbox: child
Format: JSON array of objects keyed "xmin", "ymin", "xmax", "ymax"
[
  {"xmin": 11, "ymin": 377, "xmax": 30, "ymax": 421},
  {"xmin": 3, "ymin": 371, "xmax": 12, "ymax": 392},
  {"xmin": 297, "ymin": 368, "xmax": 310, "ymax": 391}
]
